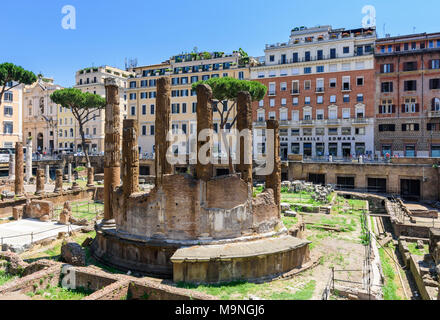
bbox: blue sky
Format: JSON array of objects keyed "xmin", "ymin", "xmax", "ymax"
[{"xmin": 1, "ymin": 0, "xmax": 439, "ymax": 87}]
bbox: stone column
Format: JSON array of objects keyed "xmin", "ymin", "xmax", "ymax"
[
  {"xmin": 15, "ymin": 142, "xmax": 24, "ymax": 196},
  {"xmin": 103, "ymin": 78, "xmax": 121, "ymax": 226},
  {"xmin": 25, "ymin": 139, "xmax": 32, "ymax": 183},
  {"xmin": 8, "ymin": 153, "xmax": 15, "ymax": 181},
  {"xmin": 155, "ymin": 77, "xmax": 172, "ymax": 187},
  {"xmin": 45, "ymin": 165, "xmax": 50, "ymax": 184},
  {"xmin": 54, "ymin": 169, "xmax": 63, "ymax": 193},
  {"xmin": 236, "ymin": 91, "xmax": 253, "ymax": 185},
  {"xmin": 35, "ymin": 169, "xmax": 45, "ymax": 195},
  {"xmin": 122, "ymin": 119, "xmax": 139, "ymax": 197},
  {"xmin": 195, "ymin": 84, "xmax": 213, "ymax": 181},
  {"xmin": 266, "ymin": 120, "xmax": 281, "ymax": 215},
  {"xmin": 67, "ymin": 163, "xmax": 72, "ymax": 183},
  {"xmin": 87, "ymin": 167, "xmax": 95, "ymax": 187}
]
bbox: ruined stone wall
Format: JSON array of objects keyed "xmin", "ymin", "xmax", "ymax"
[
  {"xmin": 289, "ymin": 161, "xmax": 439, "ymax": 201},
  {"xmin": 114, "ymin": 174, "xmax": 280, "ymax": 241}
]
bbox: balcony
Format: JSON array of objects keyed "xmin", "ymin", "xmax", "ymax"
[
  {"xmin": 429, "ymin": 111, "xmax": 440, "ymax": 118},
  {"xmin": 301, "ymin": 119, "xmax": 314, "ymax": 126},
  {"xmin": 315, "ymin": 87, "xmax": 325, "ymax": 94},
  {"xmin": 352, "ymin": 118, "xmax": 369, "ymax": 124},
  {"xmin": 291, "ymin": 89, "xmax": 300, "ymax": 95},
  {"xmin": 268, "ymin": 91, "xmax": 276, "ymax": 96},
  {"xmin": 326, "ymin": 119, "xmax": 341, "ymax": 125},
  {"xmin": 341, "ymin": 85, "xmax": 351, "ymax": 92}
]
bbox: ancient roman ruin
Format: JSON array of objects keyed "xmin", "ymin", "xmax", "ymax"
[{"xmin": 91, "ymin": 77, "xmax": 311, "ymax": 284}]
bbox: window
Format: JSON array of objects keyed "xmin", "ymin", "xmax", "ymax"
[
  {"xmin": 291, "ymin": 143, "xmax": 300, "ymax": 154},
  {"xmin": 342, "ymin": 127, "xmax": 351, "ymax": 135},
  {"xmin": 402, "ymin": 123, "xmax": 420, "ymax": 131},
  {"xmin": 270, "ymin": 99, "xmax": 275, "ymax": 107},
  {"xmin": 150, "ymin": 125, "xmax": 155, "ymax": 135},
  {"xmin": 357, "ymin": 94, "xmax": 364, "ymax": 102},
  {"xmin": 430, "ymin": 60, "xmax": 440, "ymax": 70},
  {"xmin": 342, "ymin": 108, "xmax": 350, "ymax": 119},
  {"xmin": 304, "ymin": 67, "xmax": 312, "ymax": 74},
  {"xmin": 432, "ymin": 98, "xmax": 440, "ymax": 111},
  {"xmin": 379, "ymin": 100, "xmax": 395, "ymax": 114},
  {"xmin": 403, "ymin": 98, "xmax": 418, "ymax": 113},
  {"xmin": 329, "ymin": 78, "xmax": 336, "ymax": 88},
  {"xmin": 411, "ymin": 42, "xmax": 417, "ymax": 50},
  {"xmin": 129, "ymin": 93, "xmax": 136, "ymax": 100},
  {"xmin": 172, "ymin": 104, "xmax": 180, "ymax": 114},
  {"xmin": 317, "ymin": 96, "xmax": 323, "ymax": 104},
  {"xmin": 330, "ymin": 95, "xmax": 336, "ymax": 103},
  {"xmin": 404, "ymin": 80, "xmax": 417, "ymax": 91},
  {"xmin": 292, "ymin": 53, "xmax": 299, "ymax": 63},
  {"xmin": 316, "ymin": 110, "xmax": 324, "ymax": 120},
  {"xmin": 316, "ymin": 128, "xmax": 324, "ymax": 135},
  {"xmin": 305, "ymin": 97, "xmax": 311, "ymax": 105},
  {"xmin": 432, "ymin": 145, "xmax": 440, "ymax": 158},
  {"xmin": 281, "ymin": 98, "xmax": 287, "ymax": 106},
  {"xmin": 317, "ymin": 50, "xmax": 323, "ymax": 60},
  {"xmin": 328, "ymin": 128, "xmax": 338, "ymax": 135},
  {"xmin": 150, "ymin": 104, "xmax": 155, "ymax": 114},
  {"xmin": 355, "ymin": 127, "xmax": 366, "ymax": 135},
  {"xmin": 304, "ymin": 80, "xmax": 311, "ymax": 90},
  {"xmin": 316, "ymin": 66, "xmax": 324, "ymax": 73},
  {"xmin": 429, "ymin": 79, "xmax": 440, "ymax": 90},
  {"xmin": 3, "ymin": 122, "xmax": 13, "ymax": 134},
  {"xmin": 329, "ymin": 64, "xmax": 337, "ymax": 72},
  {"xmin": 343, "ymin": 95, "xmax": 350, "ymax": 103},
  {"xmin": 259, "ymin": 100, "xmax": 264, "ymax": 107},
  {"xmin": 182, "ymin": 103, "xmax": 187, "ymax": 113},
  {"xmin": 343, "ymin": 47, "xmax": 350, "ymax": 54},
  {"xmin": 303, "ymin": 128, "xmax": 312, "ymax": 136},
  {"xmin": 142, "ymin": 125, "xmax": 147, "ymax": 136},
  {"xmin": 316, "ymin": 79, "xmax": 324, "ymax": 92},
  {"xmin": 292, "ymin": 80, "xmax": 300, "ymax": 94},
  {"xmin": 292, "ymin": 97, "xmax": 299, "ymax": 106},
  {"xmin": 381, "ymin": 64, "xmax": 394, "ymax": 73},
  {"xmin": 142, "ymin": 105, "xmax": 146, "ymax": 115},
  {"xmin": 238, "ymin": 72, "xmax": 244, "ymax": 80},
  {"xmin": 342, "ymin": 63, "xmax": 351, "ymax": 71},
  {"xmin": 4, "ymin": 106, "xmax": 13, "ymax": 117},
  {"xmin": 268, "ymin": 83, "xmax": 276, "ymax": 95},
  {"xmin": 403, "ymin": 61, "xmax": 417, "ymax": 72},
  {"xmin": 280, "ymin": 110, "xmax": 288, "ymax": 120},
  {"xmin": 191, "ymin": 76, "xmax": 199, "ymax": 83},
  {"xmin": 3, "ymin": 92, "xmax": 13, "ymax": 102},
  {"xmin": 280, "ymin": 82, "xmax": 287, "ymax": 91},
  {"xmin": 378, "ymin": 124, "xmax": 396, "ymax": 132},
  {"xmin": 381, "ymin": 82, "xmax": 393, "ymax": 93},
  {"xmin": 356, "ymin": 77, "xmax": 364, "ymax": 86},
  {"xmin": 268, "ymin": 111, "xmax": 276, "ymax": 120},
  {"xmin": 305, "ymin": 51, "xmax": 311, "ymax": 62},
  {"xmin": 342, "ymin": 76, "xmax": 350, "ymax": 90},
  {"xmin": 330, "ymin": 48, "xmax": 336, "ymax": 59},
  {"xmin": 129, "ymin": 81, "xmax": 137, "ymax": 88},
  {"xmin": 405, "ymin": 145, "xmax": 416, "ymax": 157},
  {"xmin": 130, "ymin": 106, "xmax": 136, "ymax": 116},
  {"xmin": 269, "ymin": 55, "xmax": 275, "ymax": 62},
  {"xmin": 192, "ymin": 102, "xmax": 197, "ymax": 113}
]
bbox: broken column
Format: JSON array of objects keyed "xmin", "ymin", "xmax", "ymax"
[
  {"xmin": 45, "ymin": 165, "xmax": 50, "ymax": 184},
  {"xmin": 103, "ymin": 78, "xmax": 121, "ymax": 227},
  {"xmin": 54, "ymin": 169, "xmax": 63, "ymax": 193},
  {"xmin": 25, "ymin": 139, "xmax": 32, "ymax": 183},
  {"xmin": 8, "ymin": 153, "xmax": 15, "ymax": 180},
  {"xmin": 68, "ymin": 163, "xmax": 72, "ymax": 183},
  {"xmin": 266, "ymin": 120, "xmax": 281, "ymax": 215},
  {"xmin": 236, "ymin": 91, "xmax": 253, "ymax": 185},
  {"xmin": 14, "ymin": 142, "xmax": 24, "ymax": 196},
  {"xmin": 87, "ymin": 167, "xmax": 95, "ymax": 187},
  {"xmin": 195, "ymin": 84, "xmax": 213, "ymax": 181},
  {"xmin": 35, "ymin": 169, "xmax": 45, "ymax": 195},
  {"xmin": 122, "ymin": 119, "xmax": 139, "ymax": 197},
  {"xmin": 155, "ymin": 77, "xmax": 172, "ymax": 186}
]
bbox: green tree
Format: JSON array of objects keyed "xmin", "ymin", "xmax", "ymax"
[
  {"xmin": 0, "ymin": 63, "xmax": 37, "ymax": 105},
  {"xmin": 192, "ymin": 77, "xmax": 267, "ymax": 172},
  {"xmin": 50, "ymin": 88, "xmax": 106, "ymax": 167}
]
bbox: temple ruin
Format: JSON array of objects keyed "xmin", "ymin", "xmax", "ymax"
[{"xmin": 91, "ymin": 77, "xmax": 311, "ymax": 284}]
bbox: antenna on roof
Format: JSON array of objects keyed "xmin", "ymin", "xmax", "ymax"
[
  {"xmin": 413, "ymin": 26, "xmax": 416, "ymax": 34},
  {"xmin": 125, "ymin": 58, "xmax": 138, "ymax": 70}
]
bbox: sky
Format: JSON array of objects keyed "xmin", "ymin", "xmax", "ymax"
[{"xmin": 1, "ymin": 0, "xmax": 439, "ymax": 87}]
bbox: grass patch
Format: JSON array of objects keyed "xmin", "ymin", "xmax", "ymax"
[
  {"xmin": 378, "ymin": 244, "xmax": 401, "ymax": 300},
  {"xmin": 0, "ymin": 269, "xmax": 16, "ymax": 286},
  {"xmin": 407, "ymin": 242, "xmax": 429, "ymax": 256},
  {"xmin": 27, "ymin": 286, "xmax": 93, "ymax": 300},
  {"xmin": 282, "ymin": 215, "xmax": 298, "ymax": 229},
  {"xmin": 177, "ymin": 280, "xmax": 266, "ymax": 300},
  {"xmin": 270, "ymin": 280, "xmax": 316, "ymax": 300}
]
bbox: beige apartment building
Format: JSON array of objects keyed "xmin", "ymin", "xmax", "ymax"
[
  {"xmin": 22, "ymin": 77, "xmax": 63, "ymax": 154},
  {"xmin": 57, "ymin": 66, "xmax": 132, "ymax": 154},
  {"xmin": 126, "ymin": 51, "xmax": 250, "ymax": 172},
  {"xmin": 0, "ymin": 82, "xmax": 23, "ymax": 149}
]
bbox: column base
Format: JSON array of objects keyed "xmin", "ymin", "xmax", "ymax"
[{"xmin": 100, "ymin": 219, "xmax": 116, "ymax": 230}]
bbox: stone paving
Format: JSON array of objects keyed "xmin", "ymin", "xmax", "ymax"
[{"xmin": 0, "ymin": 218, "xmax": 82, "ymax": 252}]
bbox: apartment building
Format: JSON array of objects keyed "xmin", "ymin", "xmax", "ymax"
[
  {"xmin": 58, "ymin": 66, "xmax": 132, "ymax": 154},
  {"xmin": 251, "ymin": 25, "xmax": 376, "ymax": 160},
  {"xmin": 22, "ymin": 77, "xmax": 63, "ymax": 154},
  {"xmin": 126, "ymin": 51, "xmax": 250, "ymax": 171},
  {"xmin": 375, "ymin": 33, "xmax": 440, "ymax": 158},
  {"xmin": 0, "ymin": 82, "xmax": 23, "ymax": 149}
]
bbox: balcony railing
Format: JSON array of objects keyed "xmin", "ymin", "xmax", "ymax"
[
  {"xmin": 268, "ymin": 91, "xmax": 276, "ymax": 96},
  {"xmin": 429, "ymin": 111, "xmax": 440, "ymax": 118},
  {"xmin": 291, "ymin": 89, "xmax": 300, "ymax": 95},
  {"xmin": 315, "ymin": 87, "xmax": 325, "ymax": 93}
]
